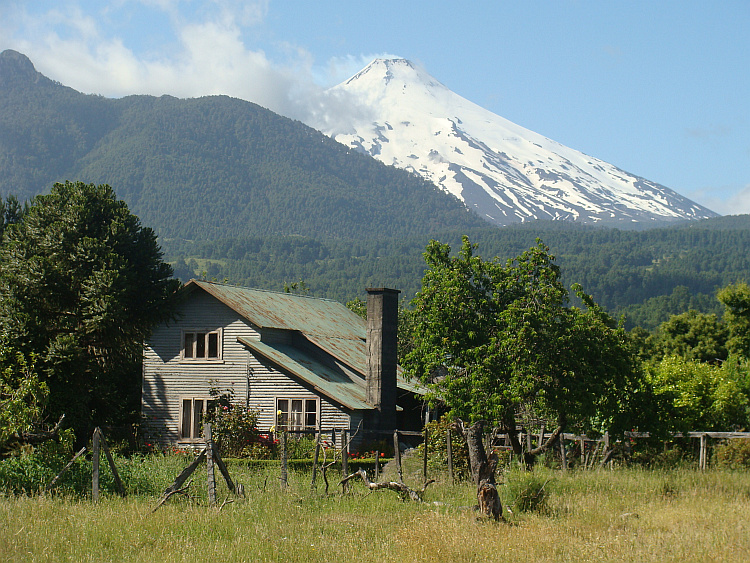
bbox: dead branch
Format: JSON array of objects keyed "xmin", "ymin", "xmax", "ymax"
[
  {"xmin": 218, "ymin": 495, "xmax": 234, "ymax": 511},
  {"xmin": 45, "ymin": 446, "xmax": 86, "ymax": 492},
  {"xmin": 152, "ymin": 479, "xmax": 193, "ymax": 513},
  {"xmin": 339, "ymin": 468, "xmax": 435, "ymax": 502},
  {"xmin": 319, "ymin": 420, "xmax": 363, "ymax": 495},
  {"xmin": 15, "ymin": 414, "xmax": 65, "ymax": 446}
]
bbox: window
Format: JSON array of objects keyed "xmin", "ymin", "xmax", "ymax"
[
  {"xmin": 276, "ymin": 398, "xmax": 318, "ymax": 431},
  {"xmin": 182, "ymin": 329, "xmax": 221, "ymax": 360},
  {"xmin": 179, "ymin": 397, "xmax": 214, "ymax": 440}
]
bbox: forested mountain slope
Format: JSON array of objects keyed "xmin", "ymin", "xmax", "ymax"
[
  {"xmin": 0, "ymin": 50, "xmax": 485, "ymax": 240},
  {"xmin": 165, "ymin": 215, "xmax": 750, "ymax": 330}
]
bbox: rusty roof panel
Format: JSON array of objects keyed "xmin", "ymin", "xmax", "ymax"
[
  {"xmin": 187, "ymin": 280, "xmax": 366, "ymax": 339},
  {"xmin": 238, "ymin": 336, "xmax": 371, "ymax": 410},
  {"xmin": 303, "ymin": 334, "xmax": 425, "ymax": 395}
]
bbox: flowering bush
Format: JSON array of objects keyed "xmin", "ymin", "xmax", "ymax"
[{"xmin": 203, "ymin": 390, "xmax": 263, "ymax": 458}]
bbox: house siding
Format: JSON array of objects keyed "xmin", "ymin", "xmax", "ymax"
[
  {"xmin": 142, "ymin": 288, "xmax": 353, "ymax": 447},
  {"xmin": 142, "ymin": 290, "xmax": 258, "ymax": 445}
]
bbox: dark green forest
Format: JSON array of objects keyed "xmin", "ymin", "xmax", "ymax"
[{"xmin": 164, "ymin": 216, "xmax": 750, "ymax": 330}]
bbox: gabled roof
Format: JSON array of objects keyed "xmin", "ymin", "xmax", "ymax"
[
  {"xmin": 182, "ymin": 280, "xmax": 424, "ymax": 408},
  {"xmin": 183, "ymin": 280, "xmax": 365, "ymax": 339}
]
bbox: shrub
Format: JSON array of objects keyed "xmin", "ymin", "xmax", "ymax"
[
  {"xmin": 714, "ymin": 438, "xmax": 750, "ymax": 469},
  {"xmin": 204, "ymin": 389, "xmax": 263, "ymax": 458},
  {"xmin": 414, "ymin": 418, "xmax": 470, "ymax": 480},
  {"xmin": 504, "ymin": 470, "xmax": 551, "ymax": 514}
]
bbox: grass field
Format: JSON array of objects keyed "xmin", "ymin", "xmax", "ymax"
[{"xmin": 1, "ymin": 455, "xmax": 749, "ymax": 562}]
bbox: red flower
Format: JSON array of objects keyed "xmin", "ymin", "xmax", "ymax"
[{"xmin": 380, "ymin": 453, "xmax": 385, "ymax": 457}]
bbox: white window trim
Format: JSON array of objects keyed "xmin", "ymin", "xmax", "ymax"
[
  {"xmin": 180, "ymin": 328, "xmax": 223, "ymax": 362},
  {"xmin": 275, "ymin": 396, "xmax": 320, "ymax": 431}
]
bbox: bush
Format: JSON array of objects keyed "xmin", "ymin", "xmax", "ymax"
[
  {"xmin": 204, "ymin": 389, "xmax": 264, "ymax": 458},
  {"xmin": 714, "ymin": 438, "xmax": 750, "ymax": 469},
  {"xmin": 414, "ymin": 418, "xmax": 470, "ymax": 480},
  {"xmin": 504, "ymin": 470, "xmax": 551, "ymax": 514}
]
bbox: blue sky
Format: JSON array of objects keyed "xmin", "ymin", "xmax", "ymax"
[{"xmin": 1, "ymin": 0, "xmax": 748, "ymax": 215}]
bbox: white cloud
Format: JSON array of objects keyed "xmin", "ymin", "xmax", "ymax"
[
  {"xmin": 686, "ymin": 184, "xmax": 750, "ymax": 216},
  {"xmin": 0, "ymin": 1, "xmax": 389, "ymax": 133}
]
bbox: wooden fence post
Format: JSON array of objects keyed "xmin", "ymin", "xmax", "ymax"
[
  {"xmin": 560, "ymin": 435, "xmax": 567, "ymax": 471},
  {"xmin": 97, "ymin": 428, "xmax": 126, "ymax": 497},
  {"xmin": 393, "ymin": 430, "xmax": 403, "ymax": 482},
  {"xmin": 446, "ymin": 428, "xmax": 454, "ymax": 484},
  {"xmin": 279, "ymin": 429, "xmax": 288, "ymax": 489},
  {"xmin": 580, "ymin": 437, "xmax": 585, "ymax": 466},
  {"xmin": 341, "ymin": 429, "xmax": 349, "ymax": 478},
  {"xmin": 423, "ymin": 427, "xmax": 429, "ymax": 480},
  {"xmin": 92, "ymin": 428, "xmax": 100, "ymax": 501},
  {"xmin": 204, "ymin": 424, "xmax": 217, "ymax": 505},
  {"xmin": 699, "ymin": 433, "xmax": 707, "ymax": 471},
  {"xmin": 311, "ymin": 431, "xmax": 321, "ymax": 490},
  {"xmin": 374, "ymin": 449, "xmax": 380, "ymax": 481}
]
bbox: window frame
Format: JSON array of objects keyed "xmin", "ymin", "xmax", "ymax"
[
  {"xmin": 180, "ymin": 328, "xmax": 223, "ymax": 362},
  {"xmin": 178, "ymin": 396, "xmax": 215, "ymax": 441},
  {"xmin": 275, "ymin": 396, "xmax": 320, "ymax": 431}
]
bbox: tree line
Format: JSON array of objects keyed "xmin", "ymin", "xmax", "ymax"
[{"xmin": 1, "ymin": 183, "xmax": 749, "ymax": 468}]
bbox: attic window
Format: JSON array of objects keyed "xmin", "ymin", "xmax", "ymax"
[{"xmin": 182, "ymin": 329, "xmax": 222, "ymax": 361}]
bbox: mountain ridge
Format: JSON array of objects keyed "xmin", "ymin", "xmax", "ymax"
[
  {"xmin": 0, "ymin": 50, "xmax": 487, "ymax": 241},
  {"xmin": 321, "ymin": 58, "xmax": 718, "ymax": 227}
]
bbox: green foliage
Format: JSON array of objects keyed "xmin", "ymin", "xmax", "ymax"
[
  {"xmin": 504, "ymin": 470, "xmax": 551, "ymax": 514},
  {"xmin": 717, "ymin": 282, "xmax": 750, "ymax": 358},
  {"xmin": 0, "ymin": 181, "xmax": 180, "ymax": 437},
  {"xmin": 647, "ymin": 356, "xmax": 749, "ymax": 432},
  {"xmin": 204, "ymin": 389, "xmax": 263, "ymax": 458},
  {"xmin": 403, "ymin": 236, "xmax": 644, "ymax": 437},
  {"xmin": 654, "ymin": 310, "xmax": 728, "ymax": 363},
  {"xmin": 0, "ymin": 342, "xmax": 47, "ymax": 448},
  {"xmin": 713, "ymin": 438, "xmax": 750, "ymax": 469},
  {"xmin": 414, "ymin": 419, "xmax": 470, "ymax": 480}
]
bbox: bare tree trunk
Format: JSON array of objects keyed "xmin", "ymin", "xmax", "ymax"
[{"xmin": 451, "ymin": 420, "xmax": 497, "ymax": 486}]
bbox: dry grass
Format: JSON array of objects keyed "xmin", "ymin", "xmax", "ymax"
[{"xmin": 1, "ymin": 461, "xmax": 749, "ymax": 562}]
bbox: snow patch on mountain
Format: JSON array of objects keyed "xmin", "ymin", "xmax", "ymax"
[{"xmin": 315, "ymin": 58, "xmax": 717, "ymax": 227}]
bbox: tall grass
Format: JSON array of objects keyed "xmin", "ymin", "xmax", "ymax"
[{"xmin": 1, "ymin": 454, "xmax": 749, "ymax": 562}]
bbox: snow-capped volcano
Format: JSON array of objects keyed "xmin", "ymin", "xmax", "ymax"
[{"xmin": 319, "ymin": 59, "xmax": 717, "ymax": 226}]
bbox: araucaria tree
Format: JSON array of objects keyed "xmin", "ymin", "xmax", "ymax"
[
  {"xmin": 403, "ymin": 236, "xmax": 642, "ymax": 475},
  {"xmin": 0, "ymin": 181, "xmax": 180, "ymax": 441}
]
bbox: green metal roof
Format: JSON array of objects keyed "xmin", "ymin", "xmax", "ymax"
[
  {"xmin": 238, "ymin": 336, "xmax": 372, "ymax": 411},
  {"xmin": 184, "ymin": 280, "xmax": 366, "ymax": 339},
  {"xmin": 185, "ymin": 280, "xmax": 425, "ymax": 408}
]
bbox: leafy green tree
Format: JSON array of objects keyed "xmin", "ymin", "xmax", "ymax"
[
  {"xmin": 647, "ymin": 356, "xmax": 748, "ymax": 431},
  {"xmin": 0, "ymin": 182, "xmax": 180, "ymax": 440},
  {"xmin": 0, "ymin": 195, "xmax": 24, "ymax": 240},
  {"xmin": 403, "ymin": 236, "xmax": 643, "ymax": 472},
  {"xmin": 654, "ymin": 310, "xmax": 728, "ymax": 363},
  {"xmin": 0, "ymin": 339, "xmax": 47, "ymax": 448},
  {"xmin": 718, "ymin": 282, "xmax": 750, "ymax": 358}
]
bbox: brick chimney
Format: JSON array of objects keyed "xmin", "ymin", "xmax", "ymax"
[{"xmin": 365, "ymin": 287, "xmax": 400, "ymax": 432}]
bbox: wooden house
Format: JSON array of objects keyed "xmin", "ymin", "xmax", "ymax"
[{"xmin": 141, "ymin": 280, "xmax": 424, "ymax": 448}]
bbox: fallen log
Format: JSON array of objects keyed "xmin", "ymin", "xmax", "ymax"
[{"xmin": 339, "ymin": 468, "xmax": 435, "ymax": 502}]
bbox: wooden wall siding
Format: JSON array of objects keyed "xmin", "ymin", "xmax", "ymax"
[
  {"xmin": 142, "ymin": 290, "xmax": 259, "ymax": 445},
  {"xmin": 142, "ymin": 288, "xmax": 363, "ymax": 446},
  {"xmin": 247, "ymin": 353, "xmax": 351, "ymax": 432}
]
